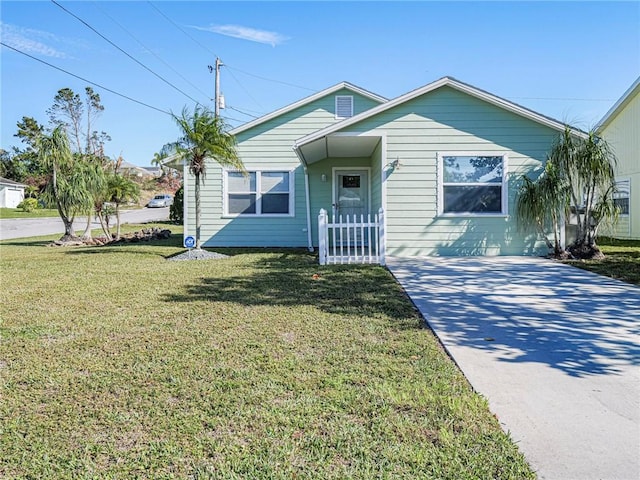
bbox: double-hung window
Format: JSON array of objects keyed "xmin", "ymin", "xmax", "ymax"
[
  {"xmin": 438, "ymin": 153, "xmax": 507, "ymax": 215},
  {"xmin": 225, "ymin": 170, "xmax": 293, "ymax": 216},
  {"xmin": 613, "ymin": 179, "xmax": 630, "ymax": 215}
]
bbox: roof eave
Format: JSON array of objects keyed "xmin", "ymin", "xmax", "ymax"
[
  {"xmin": 229, "ymin": 81, "xmax": 387, "ymax": 136},
  {"xmin": 294, "ymin": 76, "xmax": 587, "ymax": 150},
  {"xmin": 595, "ymin": 76, "xmax": 640, "ymax": 133}
]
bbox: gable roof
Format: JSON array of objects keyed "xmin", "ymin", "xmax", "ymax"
[
  {"xmin": 596, "ymin": 76, "xmax": 640, "ymax": 133},
  {"xmin": 229, "ymin": 81, "xmax": 387, "ymax": 135},
  {"xmin": 0, "ymin": 176, "xmax": 26, "ymax": 187},
  {"xmin": 294, "ymin": 76, "xmax": 586, "ymax": 151}
]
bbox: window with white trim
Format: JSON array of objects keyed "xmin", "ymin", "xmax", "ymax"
[
  {"xmin": 613, "ymin": 179, "xmax": 630, "ymax": 215},
  {"xmin": 439, "ymin": 154, "xmax": 507, "ymax": 215},
  {"xmin": 335, "ymin": 95, "xmax": 353, "ymax": 119},
  {"xmin": 225, "ymin": 170, "xmax": 293, "ymax": 216}
]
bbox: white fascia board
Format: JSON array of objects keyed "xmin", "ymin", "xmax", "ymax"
[
  {"xmin": 294, "ymin": 77, "xmax": 587, "ymax": 149},
  {"xmin": 596, "ymin": 76, "xmax": 640, "ymax": 133},
  {"xmin": 230, "ymin": 82, "xmax": 387, "ymax": 136}
]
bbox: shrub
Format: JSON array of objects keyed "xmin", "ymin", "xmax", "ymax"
[
  {"xmin": 170, "ymin": 185, "xmax": 183, "ymax": 223},
  {"xmin": 17, "ymin": 197, "xmax": 38, "ymax": 212}
]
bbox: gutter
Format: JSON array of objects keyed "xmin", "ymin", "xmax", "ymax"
[{"xmin": 293, "ymin": 144, "xmax": 314, "ymax": 252}]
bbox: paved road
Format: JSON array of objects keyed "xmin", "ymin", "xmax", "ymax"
[
  {"xmin": 0, "ymin": 207, "xmax": 170, "ymax": 240},
  {"xmin": 387, "ymin": 256, "xmax": 640, "ymax": 480}
]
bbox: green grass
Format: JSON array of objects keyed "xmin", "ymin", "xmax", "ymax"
[
  {"xmin": 0, "ymin": 207, "xmax": 60, "ymax": 219},
  {"xmin": 0, "ymin": 228, "xmax": 534, "ymax": 479},
  {"xmin": 563, "ymin": 237, "xmax": 640, "ymax": 285}
]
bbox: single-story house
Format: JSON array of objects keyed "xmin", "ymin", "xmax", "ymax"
[
  {"xmin": 182, "ymin": 76, "xmax": 585, "ymax": 260},
  {"xmin": 596, "ymin": 76, "xmax": 639, "ymax": 240},
  {"xmin": 0, "ymin": 177, "xmax": 26, "ymax": 208}
]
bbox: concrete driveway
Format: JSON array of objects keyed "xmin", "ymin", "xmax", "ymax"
[{"xmin": 387, "ymin": 256, "xmax": 640, "ymax": 480}]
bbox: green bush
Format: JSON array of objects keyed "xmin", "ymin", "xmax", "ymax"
[
  {"xmin": 170, "ymin": 185, "xmax": 183, "ymax": 223},
  {"xmin": 17, "ymin": 198, "xmax": 38, "ymax": 212}
]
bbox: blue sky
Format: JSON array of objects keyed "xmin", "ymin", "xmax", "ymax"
[{"xmin": 1, "ymin": 1, "xmax": 639, "ymax": 166}]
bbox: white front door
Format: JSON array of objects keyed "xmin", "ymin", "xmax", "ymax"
[{"xmin": 333, "ymin": 170, "xmax": 369, "ymax": 219}]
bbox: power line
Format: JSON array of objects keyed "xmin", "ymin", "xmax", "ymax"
[
  {"xmin": 227, "ymin": 105, "xmax": 259, "ymax": 119},
  {"xmin": 51, "ymin": 0, "xmax": 202, "ymax": 105},
  {"xmin": 508, "ymin": 96, "xmax": 615, "ymax": 102},
  {"xmin": 91, "ymin": 1, "xmax": 211, "ymax": 103},
  {"xmin": 225, "ymin": 66, "xmax": 264, "ymax": 110},
  {"xmin": 225, "ymin": 65, "xmax": 316, "ymax": 92},
  {"xmin": 1, "ymin": 42, "xmax": 171, "ymax": 115},
  {"xmin": 146, "ymin": 1, "xmax": 316, "ymax": 94},
  {"xmin": 147, "ymin": 1, "xmax": 216, "ymax": 58}
]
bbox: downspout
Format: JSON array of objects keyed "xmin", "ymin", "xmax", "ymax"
[{"xmin": 293, "ymin": 144, "xmax": 314, "ymax": 252}]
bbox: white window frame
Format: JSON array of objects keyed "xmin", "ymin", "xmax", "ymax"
[
  {"xmin": 437, "ymin": 152, "xmax": 509, "ymax": 217},
  {"xmin": 613, "ymin": 178, "xmax": 630, "ymax": 216},
  {"xmin": 223, "ymin": 169, "xmax": 295, "ymax": 218},
  {"xmin": 335, "ymin": 95, "xmax": 354, "ymax": 119}
]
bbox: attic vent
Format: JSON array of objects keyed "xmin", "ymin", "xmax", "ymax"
[{"xmin": 335, "ymin": 95, "xmax": 353, "ymax": 119}]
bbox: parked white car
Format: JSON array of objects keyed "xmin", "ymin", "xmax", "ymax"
[{"xmin": 147, "ymin": 194, "xmax": 173, "ymax": 208}]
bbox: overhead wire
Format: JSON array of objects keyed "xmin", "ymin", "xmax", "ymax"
[
  {"xmin": 226, "ymin": 106, "xmax": 260, "ymax": 119},
  {"xmin": 51, "ymin": 0, "xmax": 202, "ymax": 105},
  {"xmin": 1, "ymin": 42, "xmax": 172, "ymax": 115},
  {"xmin": 146, "ymin": 0, "xmax": 316, "ymax": 105},
  {"xmin": 91, "ymin": 1, "xmax": 212, "ymax": 103}
]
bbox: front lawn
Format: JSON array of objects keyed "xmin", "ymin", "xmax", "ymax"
[
  {"xmin": 0, "ymin": 229, "xmax": 534, "ymax": 479},
  {"xmin": 0, "ymin": 207, "xmax": 60, "ymax": 219},
  {"xmin": 563, "ymin": 237, "xmax": 640, "ymax": 285}
]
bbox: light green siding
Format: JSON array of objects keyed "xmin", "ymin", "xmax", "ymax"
[
  {"xmin": 599, "ymin": 85, "xmax": 640, "ymax": 240},
  {"xmin": 327, "ymin": 86, "xmax": 559, "ymax": 256},
  {"xmin": 184, "ymin": 88, "xmax": 383, "ymax": 247}
]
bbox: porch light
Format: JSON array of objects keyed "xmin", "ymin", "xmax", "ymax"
[{"xmin": 321, "ymin": 174, "xmax": 327, "ymax": 182}]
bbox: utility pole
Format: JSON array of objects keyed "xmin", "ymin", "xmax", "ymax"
[{"xmin": 213, "ymin": 57, "xmax": 223, "ymax": 118}]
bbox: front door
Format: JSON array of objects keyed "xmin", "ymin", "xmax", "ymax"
[{"xmin": 333, "ymin": 170, "xmax": 369, "ymax": 219}]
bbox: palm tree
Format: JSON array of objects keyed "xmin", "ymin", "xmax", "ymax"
[
  {"xmin": 169, "ymin": 106, "xmax": 244, "ymax": 249},
  {"xmin": 516, "ymin": 159, "xmax": 569, "ymax": 256},
  {"xmin": 550, "ymin": 128, "xmax": 617, "ymax": 257},
  {"xmin": 107, "ymin": 173, "xmax": 140, "ymax": 240},
  {"xmin": 517, "ymin": 126, "xmax": 618, "ymax": 259},
  {"xmin": 39, "ymin": 126, "xmax": 94, "ymax": 241},
  {"xmin": 79, "ymin": 156, "xmax": 108, "ymax": 241}
]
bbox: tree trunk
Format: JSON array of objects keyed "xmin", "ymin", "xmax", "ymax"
[
  {"xmin": 115, "ymin": 204, "xmax": 121, "ymax": 240},
  {"xmin": 195, "ymin": 173, "xmax": 201, "ymax": 249},
  {"xmin": 81, "ymin": 213, "xmax": 93, "ymax": 240}
]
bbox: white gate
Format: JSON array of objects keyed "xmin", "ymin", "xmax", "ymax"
[{"xmin": 318, "ymin": 208, "xmax": 385, "ymax": 265}]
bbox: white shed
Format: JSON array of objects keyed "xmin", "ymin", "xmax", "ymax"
[{"xmin": 0, "ymin": 177, "xmax": 26, "ymax": 208}]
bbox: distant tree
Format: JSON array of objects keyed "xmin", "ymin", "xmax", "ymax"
[
  {"xmin": 168, "ymin": 106, "xmax": 244, "ymax": 249},
  {"xmin": 169, "ymin": 185, "xmax": 183, "ymax": 223},
  {"xmin": 47, "ymin": 87, "xmax": 110, "ymax": 156}
]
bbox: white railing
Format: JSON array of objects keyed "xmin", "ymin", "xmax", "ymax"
[{"xmin": 318, "ymin": 208, "xmax": 385, "ymax": 265}]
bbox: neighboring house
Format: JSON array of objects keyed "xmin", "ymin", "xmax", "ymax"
[
  {"xmin": 119, "ymin": 161, "xmax": 157, "ymax": 178},
  {"xmin": 183, "ymin": 77, "xmax": 584, "ymax": 258},
  {"xmin": 0, "ymin": 177, "xmax": 26, "ymax": 208},
  {"xmin": 596, "ymin": 77, "xmax": 640, "ymax": 240}
]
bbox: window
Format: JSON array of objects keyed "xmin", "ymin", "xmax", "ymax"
[
  {"xmin": 225, "ymin": 170, "xmax": 293, "ymax": 216},
  {"xmin": 335, "ymin": 95, "xmax": 353, "ymax": 119},
  {"xmin": 438, "ymin": 153, "xmax": 507, "ymax": 215},
  {"xmin": 613, "ymin": 179, "xmax": 630, "ymax": 215}
]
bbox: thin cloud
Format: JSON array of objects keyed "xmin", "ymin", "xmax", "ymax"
[
  {"xmin": 0, "ymin": 23, "xmax": 69, "ymax": 58},
  {"xmin": 192, "ymin": 24, "xmax": 289, "ymax": 47}
]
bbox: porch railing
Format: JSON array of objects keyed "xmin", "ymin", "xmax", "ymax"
[{"xmin": 318, "ymin": 208, "xmax": 385, "ymax": 265}]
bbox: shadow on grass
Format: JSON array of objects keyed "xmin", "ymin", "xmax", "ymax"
[{"xmin": 163, "ymin": 250, "xmax": 422, "ymax": 327}]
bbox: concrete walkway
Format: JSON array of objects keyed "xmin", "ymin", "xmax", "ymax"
[{"xmin": 387, "ymin": 256, "xmax": 640, "ymax": 480}]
